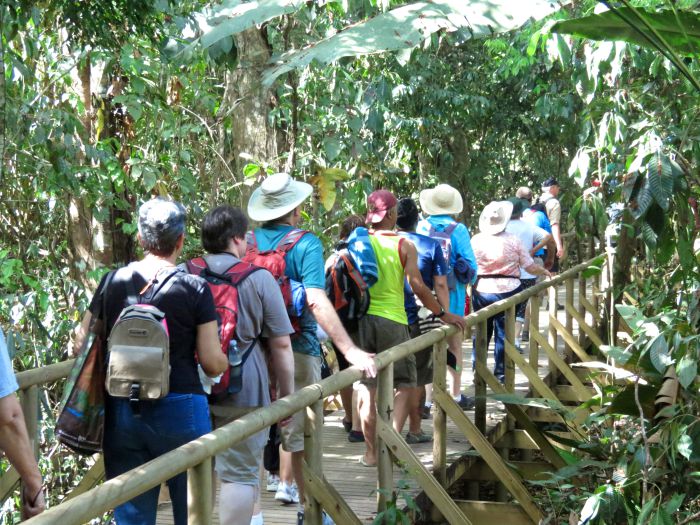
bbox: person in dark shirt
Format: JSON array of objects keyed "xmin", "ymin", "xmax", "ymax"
[
  {"xmin": 74, "ymin": 198, "xmax": 227, "ymax": 525},
  {"xmin": 396, "ymin": 198, "xmax": 456, "ymax": 442}
]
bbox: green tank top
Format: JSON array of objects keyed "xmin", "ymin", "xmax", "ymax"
[{"xmin": 367, "ymin": 231, "xmax": 408, "ymax": 325}]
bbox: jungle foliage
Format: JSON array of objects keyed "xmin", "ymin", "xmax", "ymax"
[{"xmin": 1, "ymin": 0, "xmax": 700, "ymax": 523}]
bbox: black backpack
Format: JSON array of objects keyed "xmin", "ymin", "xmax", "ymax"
[{"xmin": 325, "ymin": 242, "xmax": 370, "ymax": 332}]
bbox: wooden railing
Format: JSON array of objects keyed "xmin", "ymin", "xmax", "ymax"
[{"xmin": 9, "ymin": 256, "xmax": 606, "ymax": 525}]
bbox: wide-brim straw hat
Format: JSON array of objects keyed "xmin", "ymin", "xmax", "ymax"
[
  {"xmin": 247, "ymin": 173, "xmax": 313, "ymax": 222},
  {"xmin": 479, "ymin": 201, "xmax": 514, "ymax": 235},
  {"xmin": 419, "ymin": 184, "xmax": 463, "ymax": 216}
]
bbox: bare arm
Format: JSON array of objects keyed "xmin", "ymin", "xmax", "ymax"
[
  {"xmin": 266, "ymin": 335, "xmax": 294, "ymax": 399},
  {"xmin": 306, "ymin": 288, "xmax": 377, "ymax": 378},
  {"xmin": 551, "ymin": 222, "xmax": 563, "ymax": 258},
  {"xmin": 525, "ymin": 263, "xmax": 551, "ymax": 278},
  {"xmin": 196, "ymin": 320, "xmax": 228, "ymax": 377},
  {"xmin": 433, "ymin": 275, "xmax": 450, "ymax": 311},
  {"xmin": 0, "ymin": 394, "xmax": 45, "ymax": 518},
  {"xmin": 402, "ymin": 241, "xmax": 466, "ymax": 332},
  {"xmin": 530, "ymin": 233, "xmax": 552, "ymax": 256}
]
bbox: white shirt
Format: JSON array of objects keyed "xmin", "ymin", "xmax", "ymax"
[{"xmin": 504, "ymin": 219, "xmax": 548, "ymax": 279}]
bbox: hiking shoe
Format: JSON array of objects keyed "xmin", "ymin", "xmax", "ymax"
[
  {"xmin": 250, "ymin": 512, "xmax": 264, "ymax": 525},
  {"xmin": 348, "ymin": 430, "xmax": 365, "ymax": 442},
  {"xmin": 421, "ymin": 405, "xmax": 431, "ymax": 420},
  {"xmin": 274, "ymin": 482, "xmax": 299, "ymax": 504},
  {"xmin": 406, "ymin": 431, "xmax": 432, "ymax": 444},
  {"xmin": 297, "ymin": 511, "xmax": 334, "ymax": 525},
  {"xmin": 342, "ymin": 418, "xmax": 352, "ymax": 432},
  {"xmin": 266, "ymin": 473, "xmax": 279, "ymax": 492},
  {"xmin": 457, "ymin": 395, "xmax": 476, "ymax": 410},
  {"xmin": 522, "ymin": 330, "xmax": 529, "ymax": 340}
]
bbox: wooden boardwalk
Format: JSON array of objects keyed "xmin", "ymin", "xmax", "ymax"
[{"xmin": 156, "ymin": 297, "xmax": 581, "ymax": 525}]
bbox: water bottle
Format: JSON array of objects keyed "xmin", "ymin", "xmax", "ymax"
[{"xmin": 227, "ymin": 339, "xmax": 243, "ymax": 394}]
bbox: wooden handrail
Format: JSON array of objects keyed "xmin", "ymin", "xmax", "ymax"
[{"xmin": 20, "ymin": 255, "xmax": 605, "ymax": 525}]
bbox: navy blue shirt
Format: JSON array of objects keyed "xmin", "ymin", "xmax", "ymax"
[{"xmin": 398, "ymin": 231, "xmax": 448, "ymax": 325}]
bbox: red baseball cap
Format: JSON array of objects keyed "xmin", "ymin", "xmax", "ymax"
[{"xmin": 366, "ymin": 189, "xmax": 397, "ymax": 224}]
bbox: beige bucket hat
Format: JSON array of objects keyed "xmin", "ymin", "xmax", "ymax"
[
  {"xmin": 247, "ymin": 173, "xmax": 313, "ymax": 222},
  {"xmin": 419, "ymin": 184, "xmax": 463, "ymax": 216},
  {"xmin": 479, "ymin": 201, "xmax": 514, "ymax": 235}
]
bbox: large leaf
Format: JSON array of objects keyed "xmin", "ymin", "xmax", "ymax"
[
  {"xmin": 552, "ymin": 8, "xmax": 700, "ymax": 55},
  {"xmin": 646, "ymin": 153, "xmax": 674, "ymax": 211},
  {"xmin": 262, "ymin": 0, "xmax": 563, "ymax": 85}
]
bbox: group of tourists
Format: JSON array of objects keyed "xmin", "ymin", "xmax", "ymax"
[{"xmin": 0, "ymin": 173, "xmax": 564, "ymax": 525}]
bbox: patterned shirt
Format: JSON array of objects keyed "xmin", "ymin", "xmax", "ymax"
[{"xmin": 471, "ymin": 232, "xmax": 534, "ymax": 294}]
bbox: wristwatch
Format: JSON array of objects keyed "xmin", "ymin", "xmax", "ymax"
[{"xmin": 435, "ymin": 306, "xmax": 446, "ymax": 318}]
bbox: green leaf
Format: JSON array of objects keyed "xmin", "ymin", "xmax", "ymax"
[
  {"xmin": 637, "ymin": 497, "xmax": 658, "ymax": 525},
  {"xmin": 322, "ymin": 137, "xmax": 342, "ymax": 162},
  {"xmin": 676, "ymin": 356, "xmax": 697, "ymax": 389},
  {"xmin": 616, "ymin": 304, "xmax": 645, "ymax": 331},
  {"xmin": 607, "ymin": 384, "xmax": 657, "ymax": 418},
  {"xmin": 647, "ymin": 153, "xmax": 674, "ymax": 211},
  {"xmin": 648, "ymin": 334, "xmax": 671, "ymax": 373},
  {"xmin": 243, "ymin": 163, "xmax": 260, "ymax": 178},
  {"xmin": 664, "ymin": 493, "xmax": 685, "ymax": 514},
  {"xmin": 552, "ymin": 8, "xmax": 700, "ymax": 55},
  {"xmin": 262, "ymin": 0, "xmax": 562, "ymax": 85}
]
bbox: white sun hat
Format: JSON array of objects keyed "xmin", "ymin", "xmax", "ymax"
[
  {"xmin": 479, "ymin": 201, "xmax": 514, "ymax": 235},
  {"xmin": 247, "ymin": 173, "xmax": 313, "ymax": 222},
  {"xmin": 419, "ymin": 184, "xmax": 463, "ymax": 216}
]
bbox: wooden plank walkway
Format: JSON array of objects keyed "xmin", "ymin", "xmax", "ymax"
[{"xmin": 156, "ymin": 295, "xmax": 584, "ymax": 525}]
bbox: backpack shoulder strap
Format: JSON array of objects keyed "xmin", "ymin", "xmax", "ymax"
[
  {"xmin": 277, "ymin": 229, "xmax": 309, "ymax": 254},
  {"xmin": 444, "ymin": 222, "xmax": 459, "ymax": 235},
  {"xmin": 142, "ymin": 267, "xmax": 183, "ymax": 304},
  {"xmin": 185, "ymin": 257, "xmax": 208, "ymax": 276},
  {"xmin": 225, "ymin": 261, "xmax": 263, "ymax": 286},
  {"xmin": 245, "ymin": 231, "xmax": 258, "ymax": 253}
]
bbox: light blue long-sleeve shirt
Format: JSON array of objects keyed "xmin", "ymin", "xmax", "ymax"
[{"xmin": 417, "ymin": 215, "xmax": 477, "ymax": 315}]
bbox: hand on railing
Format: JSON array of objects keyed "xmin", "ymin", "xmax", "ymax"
[
  {"xmin": 441, "ymin": 312, "xmax": 467, "ymax": 333},
  {"xmin": 21, "ymin": 483, "xmax": 45, "ymax": 520},
  {"xmin": 344, "ymin": 346, "xmax": 377, "ymax": 378}
]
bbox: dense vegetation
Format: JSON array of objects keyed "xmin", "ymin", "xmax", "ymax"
[{"xmin": 1, "ymin": 0, "xmax": 699, "ymax": 523}]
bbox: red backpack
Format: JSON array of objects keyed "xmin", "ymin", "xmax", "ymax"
[
  {"xmin": 185, "ymin": 257, "xmax": 261, "ymax": 400},
  {"xmin": 243, "ymin": 228, "xmax": 308, "ymax": 333}
]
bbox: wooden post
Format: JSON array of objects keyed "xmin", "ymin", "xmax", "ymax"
[
  {"xmin": 432, "ymin": 341, "xmax": 447, "ymax": 488},
  {"xmin": 548, "ymin": 284, "xmax": 559, "ymax": 384},
  {"xmin": 565, "ymin": 278, "xmax": 574, "ymax": 359},
  {"xmin": 496, "ymin": 307, "xmax": 516, "ymax": 502},
  {"xmin": 578, "ymin": 274, "xmax": 587, "ymax": 346},
  {"xmin": 187, "ymin": 458, "xmax": 212, "ymax": 525},
  {"xmin": 376, "ymin": 363, "xmax": 394, "ymax": 513},
  {"xmin": 474, "ymin": 320, "xmax": 488, "ymax": 436},
  {"xmin": 20, "ymin": 385, "xmax": 39, "ymax": 458},
  {"xmin": 304, "ymin": 399, "xmax": 324, "ymax": 525}
]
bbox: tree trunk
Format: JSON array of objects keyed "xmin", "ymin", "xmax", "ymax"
[{"xmin": 218, "ymin": 27, "xmax": 279, "ymax": 208}]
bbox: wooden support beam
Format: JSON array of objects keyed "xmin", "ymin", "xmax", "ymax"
[
  {"xmin": 432, "ymin": 387, "xmax": 543, "ymax": 523},
  {"xmin": 187, "ymin": 459, "xmax": 212, "ymax": 525},
  {"xmin": 376, "ymin": 363, "xmax": 394, "ymax": 513},
  {"xmin": 526, "ymin": 407, "xmax": 587, "ymax": 425},
  {"xmin": 554, "ymin": 385, "xmax": 595, "ymax": 403},
  {"xmin": 503, "ymin": 340, "xmax": 562, "ymax": 402},
  {"xmin": 302, "ymin": 465, "xmax": 361, "ymax": 525},
  {"xmin": 304, "ymin": 400, "xmax": 324, "ymax": 525},
  {"xmin": 456, "ymin": 500, "xmax": 534, "ymax": 525},
  {"xmin": 474, "ymin": 320, "xmax": 488, "ymax": 435},
  {"xmin": 548, "ymin": 315, "xmax": 594, "ymax": 363},
  {"xmin": 496, "ymin": 429, "xmax": 574, "ymax": 450},
  {"xmin": 530, "ymin": 330, "xmax": 593, "ymax": 402},
  {"xmin": 432, "ymin": 342, "xmax": 447, "ymax": 487},
  {"xmin": 376, "ymin": 418, "xmax": 471, "ymax": 525},
  {"xmin": 0, "ymin": 467, "xmax": 20, "ymax": 503},
  {"xmin": 473, "ymin": 362, "xmax": 567, "ymax": 470},
  {"xmin": 564, "ymin": 304, "xmax": 604, "ymax": 348}
]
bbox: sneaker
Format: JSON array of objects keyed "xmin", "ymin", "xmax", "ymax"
[
  {"xmin": 406, "ymin": 431, "xmax": 432, "ymax": 444},
  {"xmin": 297, "ymin": 511, "xmax": 334, "ymax": 525},
  {"xmin": 421, "ymin": 405, "xmax": 431, "ymax": 420},
  {"xmin": 457, "ymin": 395, "xmax": 476, "ymax": 411},
  {"xmin": 342, "ymin": 418, "xmax": 352, "ymax": 432},
  {"xmin": 266, "ymin": 473, "xmax": 279, "ymax": 492},
  {"xmin": 250, "ymin": 512, "xmax": 264, "ymax": 525},
  {"xmin": 522, "ymin": 330, "xmax": 530, "ymax": 340},
  {"xmin": 348, "ymin": 430, "xmax": 365, "ymax": 443},
  {"xmin": 274, "ymin": 482, "xmax": 299, "ymax": 505}
]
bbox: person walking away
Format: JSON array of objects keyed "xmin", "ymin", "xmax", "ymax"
[
  {"xmin": 471, "ymin": 201, "xmax": 551, "ymax": 382},
  {"xmin": 504, "ymin": 197, "xmax": 553, "ymax": 350},
  {"xmin": 73, "ymin": 198, "xmax": 228, "ymax": 525},
  {"xmin": 395, "ymin": 197, "xmax": 452, "ymax": 443},
  {"xmin": 417, "ymin": 184, "xmax": 477, "ymax": 409},
  {"xmin": 357, "ymin": 190, "xmax": 466, "ymax": 467},
  {"xmin": 246, "ymin": 173, "xmax": 376, "ymax": 525},
  {"xmin": 538, "ymin": 178, "xmax": 564, "ymax": 271},
  {"xmin": 324, "ymin": 214, "xmax": 366, "ymax": 443},
  {"xmin": 0, "ymin": 328, "xmax": 45, "ymax": 519},
  {"xmin": 191, "ymin": 205, "xmax": 295, "ymax": 525}
]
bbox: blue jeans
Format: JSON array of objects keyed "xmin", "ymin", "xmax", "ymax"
[
  {"xmin": 472, "ymin": 286, "xmax": 523, "ymax": 381},
  {"xmin": 103, "ymin": 393, "xmax": 211, "ymax": 525}
]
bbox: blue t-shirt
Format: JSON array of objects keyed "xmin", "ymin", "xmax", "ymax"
[
  {"xmin": 523, "ymin": 209, "xmax": 551, "ymax": 257},
  {"xmin": 253, "ymin": 225, "xmax": 325, "ymax": 356},
  {"xmin": 398, "ymin": 231, "xmax": 447, "ymax": 325},
  {"xmin": 0, "ymin": 329, "xmax": 19, "ymax": 398},
  {"xmin": 417, "ymin": 215, "xmax": 477, "ymax": 316}
]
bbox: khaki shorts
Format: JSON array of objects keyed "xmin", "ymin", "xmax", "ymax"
[
  {"xmin": 409, "ymin": 323, "xmax": 434, "ymax": 387},
  {"xmin": 211, "ymin": 405, "xmax": 267, "ymax": 486},
  {"xmin": 358, "ymin": 315, "xmax": 414, "ymax": 389},
  {"xmin": 280, "ymin": 352, "xmax": 321, "ymax": 453}
]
